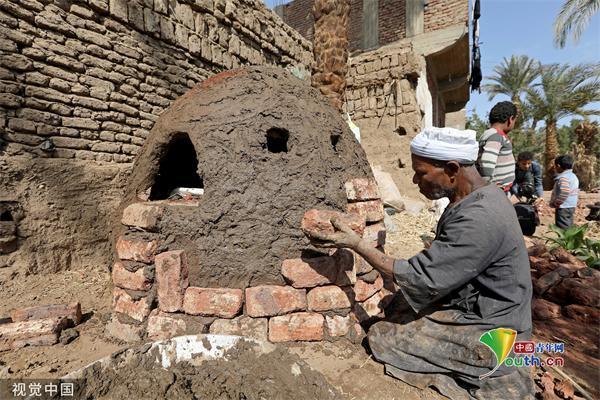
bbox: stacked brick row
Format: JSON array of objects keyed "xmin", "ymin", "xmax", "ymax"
[
  {"xmin": 0, "ymin": 0, "xmax": 312, "ymax": 162},
  {"xmin": 345, "ymin": 42, "xmax": 421, "ymax": 124},
  {"xmin": 108, "ymin": 178, "xmax": 394, "ymax": 344}
]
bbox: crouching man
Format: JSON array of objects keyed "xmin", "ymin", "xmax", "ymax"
[{"xmin": 306, "ymin": 128, "xmax": 534, "ymax": 399}]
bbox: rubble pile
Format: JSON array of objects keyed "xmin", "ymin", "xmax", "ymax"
[{"xmin": 529, "ymin": 244, "xmax": 599, "ymax": 325}]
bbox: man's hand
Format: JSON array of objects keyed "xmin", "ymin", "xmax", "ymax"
[{"xmin": 306, "ymin": 218, "xmax": 362, "ymax": 249}]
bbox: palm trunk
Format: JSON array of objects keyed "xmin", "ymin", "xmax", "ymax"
[
  {"xmin": 544, "ymin": 119, "xmax": 558, "ymax": 189},
  {"xmin": 312, "ymin": 0, "xmax": 350, "ymax": 112}
]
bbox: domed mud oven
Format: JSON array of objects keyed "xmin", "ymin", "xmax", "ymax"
[{"xmin": 108, "ymin": 66, "xmax": 391, "ymax": 344}]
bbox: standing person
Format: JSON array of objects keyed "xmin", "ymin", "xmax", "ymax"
[
  {"xmin": 477, "ymin": 101, "xmax": 518, "ymax": 194},
  {"xmin": 306, "ymin": 128, "xmax": 533, "ymax": 399},
  {"xmin": 511, "ymin": 151, "xmax": 544, "ymax": 200},
  {"xmin": 550, "ymin": 155, "xmax": 579, "ymax": 229}
]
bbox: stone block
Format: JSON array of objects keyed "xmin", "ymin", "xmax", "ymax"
[
  {"xmin": 116, "ymin": 236, "xmax": 158, "ymax": 263},
  {"xmin": 325, "ymin": 315, "xmax": 351, "ymax": 337},
  {"xmin": 113, "ymin": 287, "xmax": 152, "ymax": 322},
  {"xmin": 0, "ymin": 317, "xmax": 68, "ymax": 351},
  {"xmin": 121, "ymin": 203, "xmax": 163, "ymax": 231},
  {"xmin": 109, "ymin": 0, "xmax": 128, "ymax": 21},
  {"xmin": 347, "ymin": 200, "xmax": 385, "ymax": 223},
  {"xmin": 345, "ymin": 178, "xmax": 380, "ymax": 201},
  {"xmin": 183, "ymin": 287, "xmax": 243, "ymax": 318},
  {"xmin": 112, "ymin": 261, "xmax": 152, "ymax": 291},
  {"xmin": 209, "ymin": 315, "xmax": 268, "ymax": 342},
  {"xmin": 307, "ymin": 286, "xmax": 351, "ymax": 311},
  {"xmin": 0, "ymin": 54, "xmax": 34, "ymax": 71},
  {"xmin": 147, "ymin": 312, "xmax": 187, "ymax": 340},
  {"xmin": 301, "ymin": 209, "xmax": 366, "ymax": 237},
  {"xmin": 10, "ymin": 303, "xmax": 81, "ymax": 326},
  {"xmin": 144, "ymin": 8, "xmax": 160, "ymax": 33},
  {"xmin": 155, "ymin": 250, "xmax": 189, "ymax": 312},
  {"xmin": 128, "ymin": 1, "xmax": 144, "ymax": 31},
  {"xmin": 269, "ymin": 312, "xmax": 324, "ymax": 342},
  {"xmin": 245, "ymin": 285, "xmax": 307, "ymax": 317}
]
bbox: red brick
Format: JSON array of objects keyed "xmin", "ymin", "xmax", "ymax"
[
  {"xmin": 147, "ymin": 311, "xmax": 187, "ymax": 340},
  {"xmin": 0, "ymin": 317, "xmax": 68, "ymax": 351},
  {"xmin": 105, "ymin": 315, "xmax": 144, "ymax": 343},
  {"xmin": 362, "ymin": 222, "xmax": 386, "ymax": 247},
  {"xmin": 115, "ymin": 236, "xmax": 158, "ymax": 263},
  {"xmin": 352, "ymin": 290, "xmax": 386, "ymax": 322},
  {"xmin": 325, "ymin": 315, "xmax": 351, "ymax": 337},
  {"xmin": 112, "ymin": 287, "xmax": 151, "ymax": 322},
  {"xmin": 245, "ymin": 285, "xmax": 306, "ymax": 317},
  {"xmin": 121, "ymin": 202, "xmax": 163, "ymax": 231},
  {"xmin": 347, "ymin": 200, "xmax": 384, "ymax": 223},
  {"xmin": 354, "ymin": 274, "xmax": 383, "ymax": 302},
  {"xmin": 112, "ymin": 261, "xmax": 152, "ymax": 291},
  {"xmin": 209, "ymin": 316, "xmax": 268, "ymax": 342},
  {"xmin": 301, "ymin": 209, "xmax": 366, "ymax": 237},
  {"xmin": 281, "ymin": 257, "xmax": 338, "ymax": 288},
  {"xmin": 268, "ymin": 312, "xmax": 324, "ymax": 342},
  {"xmin": 345, "ymin": 178, "xmax": 380, "ymax": 201},
  {"xmin": 183, "ymin": 287, "xmax": 243, "ymax": 318},
  {"xmin": 307, "ymin": 285, "xmax": 352, "ymax": 311},
  {"xmin": 10, "ymin": 303, "xmax": 82, "ymax": 326},
  {"xmin": 353, "ymin": 251, "xmax": 373, "ymax": 275},
  {"xmin": 155, "ymin": 250, "xmax": 189, "ymax": 312}
]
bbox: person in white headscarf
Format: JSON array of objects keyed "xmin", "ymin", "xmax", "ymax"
[{"xmin": 305, "ymin": 128, "xmax": 534, "ymax": 399}]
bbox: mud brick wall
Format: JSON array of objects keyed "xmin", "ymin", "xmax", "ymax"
[
  {"xmin": 108, "ymin": 178, "xmax": 393, "ymax": 344},
  {"xmin": 345, "ymin": 42, "xmax": 420, "ymax": 129},
  {"xmin": 0, "ymin": 0, "xmax": 312, "ymax": 163},
  {"xmin": 423, "ymin": 0, "xmax": 469, "ymax": 33}
]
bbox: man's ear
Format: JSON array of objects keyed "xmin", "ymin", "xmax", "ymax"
[{"xmin": 445, "ymin": 161, "xmax": 461, "ymax": 178}]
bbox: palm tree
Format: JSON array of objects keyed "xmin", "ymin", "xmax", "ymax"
[
  {"xmin": 554, "ymin": 0, "xmax": 600, "ymax": 48},
  {"xmin": 311, "ymin": 0, "xmax": 350, "ymax": 112},
  {"xmin": 483, "ymin": 55, "xmax": 540, "ymax": 129},
  {"xmin": 526, "ymin": 63, "xmax": 600, "ymax": 188}
]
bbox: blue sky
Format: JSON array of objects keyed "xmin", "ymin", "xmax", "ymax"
[{"xmin": 263, "ymin": 0, "xmax": 599, "ymax": 126}]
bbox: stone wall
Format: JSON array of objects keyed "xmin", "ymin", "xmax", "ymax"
[{"xmin": 0, "ymin": 0, "xmax": 312, "ymax": 163}]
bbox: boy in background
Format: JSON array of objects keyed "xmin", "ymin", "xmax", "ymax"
[{"xmin": 550, "ymin": 155, "xmax": 579, "ymax": 229}]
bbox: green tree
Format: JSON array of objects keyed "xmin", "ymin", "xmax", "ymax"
[
  {"xmin": 526, "ymin": 63, "xmax": 600, "ymax": 188},
  {"xmin": 554, "ymin": 0, "xmax": 600, "ymax": 48},
  {"xmin": 466, "ymin": 110, "xmax": 488, "ymax": 140},
  {"xmin": 483, "ymin": 55, "xmax": 540, "ymax": 129}
]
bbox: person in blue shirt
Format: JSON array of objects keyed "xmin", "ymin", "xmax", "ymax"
[
  {"xmin": 550, "ymin": 155, "xmax": 580, "ymax": 229},
  {"xmin": 511, "ymin": 152, "xmax": 544, "ymax": 200}
]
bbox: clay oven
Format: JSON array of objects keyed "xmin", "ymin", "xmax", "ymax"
[{"xmin": 109, "ymin": 67, "xmax": 390, "ymax": 343}]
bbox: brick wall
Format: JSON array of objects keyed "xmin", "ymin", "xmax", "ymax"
[
  {"xmin": 0, "ymin": 0, "xmax": 312, "ymax": 163},
  {"xmin": 424, "ymin": 0, "xmax": 468, "ymax": 32},
  {"xmin": 378, "ymin": 0, "xmax": 405, "ymax": 46}
]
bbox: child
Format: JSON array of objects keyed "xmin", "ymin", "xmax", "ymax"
[{"xmin": 550, "ymin": 155, "xmax": 579, "ymax": 229}]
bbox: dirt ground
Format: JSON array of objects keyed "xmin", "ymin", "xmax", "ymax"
[{"xmin": 0, "ymin": 190, "xmax": 598, "ymax": 399}]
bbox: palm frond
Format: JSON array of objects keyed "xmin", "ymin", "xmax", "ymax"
[{"xmin": 554, "ymin": 0, "xmax": 600, "ymax": 48}]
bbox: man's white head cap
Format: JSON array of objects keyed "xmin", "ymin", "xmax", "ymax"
[{"xmin": 410, "ymin": 127, "xmax": 479, "ymax": 164}]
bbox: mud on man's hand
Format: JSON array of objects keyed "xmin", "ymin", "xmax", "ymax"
[{"xmin": 306, "ymin": 218, "xmax": 362, "ymax": 249}]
